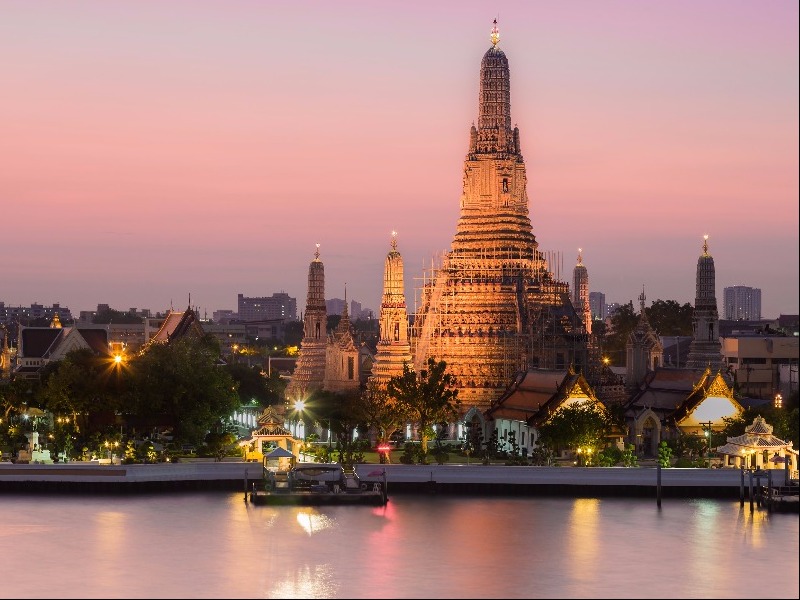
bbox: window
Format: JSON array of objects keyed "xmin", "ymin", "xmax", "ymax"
[
  {"xmin": 502, "ymin": 178, "xmax": 509, "ymax": 192},
  {"xmin": 347, "ymin": 356, "xmax": 354, "ymax": 380}
]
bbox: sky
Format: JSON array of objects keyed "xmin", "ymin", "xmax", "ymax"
[{"xmin": 2, "ymin": 0, "xmax": 798, "ymax": 320}]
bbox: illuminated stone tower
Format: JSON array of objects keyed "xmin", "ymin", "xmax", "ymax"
[
  {"xmin": 286, "ymin": 244, "xmax": 328, "ymax": 402},
  {"xmin": 573, "ymin": 249, "xmax": 592, "ymax": 335},
  {"xmin": 412, "ymin": 21, "xmax": 586, "ymax": 411},
  {"xmin": 686, "ymin": 235, "xmax": 723, "ymax": 371},
  {"xmin": 370, "ymin": 232, "xmax": 413, "ymax": 387}
]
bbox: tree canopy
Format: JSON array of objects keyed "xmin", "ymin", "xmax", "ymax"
[
  {"xmin": 387, "ymin": 358, "xmax": 460, "ymax": 459},
  {"xmin": 537, "ymin": 399, "xmax": 615, "ymax": 459}
]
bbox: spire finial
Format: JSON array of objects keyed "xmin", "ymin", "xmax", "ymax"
[
  {"xmin": 391, "ymin": 230, "xmax": 398, "ymax": 251},
  {"xmin": 314, "ymin": 243, "xmax": 320, "ymax": 260},
  {"xmin": 490, "ymin": 18, "xmax": 500, "ymax": 47},
  {"xmin": 577, "ymin": 248, "xmax": 583, "ymax": 265},
  {"xmin": 702, "ymin": 234, "xmax": 709, "ymax": 256},
  {"xmin": 639, "ymin": 285, "xmax": 646, "ymax": 314}
]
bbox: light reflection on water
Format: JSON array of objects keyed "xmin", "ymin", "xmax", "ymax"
[{"xmin": 0, "ymin": 493, "xmax": 796, "ymax": 599}]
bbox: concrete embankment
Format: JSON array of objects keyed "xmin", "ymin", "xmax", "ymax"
[
  {"xmin": 353, "ymin": 464, "xmax": 755, "ymax": 498},
  {"xmin": 0, "ymin": 461, "xmax": 780, "ymax": 498},
  {"xmin": 0, "ymin": 461, "xmax": 260, "ymax": 493}
]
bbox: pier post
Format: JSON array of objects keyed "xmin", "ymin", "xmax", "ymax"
[
  {"xmin": 656, "ymin": 462, "xmax": 662, "ymax": 507},
  {"xmin": 767, "ymin": 469, "xmax": 773, "ymax": 512},
  {"xmin": 748, "ymin": 470, "xmax": 754, "ymax": 513},
  {"xmin": 739, "ymin": 466, "xmax": 745, "ymax": 506}
]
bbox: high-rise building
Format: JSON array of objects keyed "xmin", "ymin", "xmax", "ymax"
[
  {"xmin": 723, "ymin": 286, "xmax": 761, "ymax": 321},
  {"xmin": 686, "ymin": 235, "xmax": 723, "ymax": 371},
  {"xmin": 572, "ymin": 249, "xmax": 591, "ymax": 334},
  {"xmin": 237, "ymin": 292, "xmax": 297, "ymax": 322},
  {"xmin": 411, "ymin": 22, "xmax": 587, "ymax": 411},
  {"xmin": 589, "ymin": 292, "xmax": 606, "ymax": 321}
]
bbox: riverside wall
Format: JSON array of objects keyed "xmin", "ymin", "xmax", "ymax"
[{"xmin": 0, "ymin": 461, "xmax": 779, "ymax": 499}]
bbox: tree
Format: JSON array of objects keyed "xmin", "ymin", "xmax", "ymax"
[
  {"xmin": 361, "ymin": 379, "xmax": 410, "ymax": 457},
  {"xmin": 127, "ymin": 335, "xmax": 240, "ymax": 444},
  {"xmin": 537, "ymin": 400, "xmax": 613, "ymax": 458},
  {"xmin": 224, "ymin": 363, "xmax": 278, "ymax": 406},
  {"xmin": 0, "ymin": 378, "xmax": 35, "ymax": 419},
  {"xmin": 603, "ymin": 301, "xmax": 637, "ymax": 366},
  {"xmin": 386, "ymin": 358, "xmax": 460, "ymax": 462},
  {"xmin": 38, "ymin": 348, "xmax": 117, "ymax": 418},
  {"xmin": 646, "ymin": 299, "xmax": 693, "ymax": 336}
]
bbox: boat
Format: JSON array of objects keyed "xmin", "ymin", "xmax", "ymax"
[{"xmin": 249, "ymin": 462, "xmax": 387, "ymax": 506}]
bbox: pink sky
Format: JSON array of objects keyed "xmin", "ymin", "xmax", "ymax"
[{"xmin": 2, "ymin": 0, "xmax": 797, "ymax": 319}]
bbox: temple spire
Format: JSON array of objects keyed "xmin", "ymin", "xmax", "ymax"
[
  {"xmin": 490, "ymin": 18, "xmax": 500, "ymax": 47},
  {"xmin": 703, "ymin": 234, "xmax": 709, "ymax": 256},
  {"xmin": 314, "ymin": 243, "xmax": 320, "ymax": 260},
  {"xmin": 391, "ymin": 230, "xmax": 397, "ymax": 251},
  {"xmin": 639, "ymin": 286, "xmax": 646, "ymax": 314},
  {"xmin": 577, "ymin": 248, "xmax": 583, "ymax": 266}
]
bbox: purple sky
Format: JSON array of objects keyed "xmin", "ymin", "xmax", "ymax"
[{"xmin": 2, "ymin": 0, "xmax": 797, "ymax": 319}]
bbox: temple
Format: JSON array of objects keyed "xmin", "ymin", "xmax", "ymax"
[
  {"xmin": 686, "ymin": 235, "xmax": 723, "ymax": 371},
  {"xmin": 285, "ymin": 245, "xmax": 328, "ymax": 402},
  {"xmin": 411, "ymin": 21, "xmax": 587, "ymax": 411},
  {"xmin": 573, "ymin": 249, "xmax": 591, "ymax": 335},
  {"xmin": 369, "ymin": 232, "xmax": 413, "ymax": 387}
]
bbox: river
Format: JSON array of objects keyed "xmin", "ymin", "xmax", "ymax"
[{"xmin": 0, "ymin": 492, "xmax": 797, "ymax": 598}]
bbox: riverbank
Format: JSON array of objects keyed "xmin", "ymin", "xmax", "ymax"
[{"xmin": 2, "ymin": 461, "xmax": 792, "ymax": 499}]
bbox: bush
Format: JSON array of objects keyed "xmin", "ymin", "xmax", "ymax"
[
  {"xmin": 433, "ymin": 450, "xmax": 449, "ymax": 465},
  {"xmin": 399, "ymin": 442, "xmax": 427, "ymax": 464},
  {"xmin": 621, "ymin": 444, "xmax": 638, "ymax": 468},
  {"xmin": 657, "ymin": 441, "xmax": 673, "ymax": 468},
  {"xmin": 598, "ymin": 446, "xmax": 623, "ymax": 467}
]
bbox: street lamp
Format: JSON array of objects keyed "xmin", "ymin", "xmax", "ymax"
[
  {"xmin": 700, "ymin": 421, "xmax": 713, "ymax": 468},
  {"xmin": 774, "ymin": 393, "xmax": 783, "ymax": 409},
  {"xmin": 293, "ymin": 400, "xmax": 305, "ymax": 460},
  {"xmin": 104, "ymin": 440, "xmax": 117, "ymax": 464}
]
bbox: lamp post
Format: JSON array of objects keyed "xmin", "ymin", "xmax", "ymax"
[
  {"xmin": 774, "ymin": 393, "xmax": 783, "ymax": 409},
  {"xmin": 700, "ymin": 421, "xmax": 713, "ymax": 468},
  {"xmin": 293, "ymin": 399, "xmax": 305, "ymax": 461}
]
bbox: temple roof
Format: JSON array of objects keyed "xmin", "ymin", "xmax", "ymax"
[
  {"xmin": 486, "ymin": 368, "xmax": 598, "ymax": 426},
  {"xmin": 252, "ymin": 406, "xmax": 293, "ymax": 437},
  {"xmin": 716, "ymin": 417, "xmax": 796, "ymax": 455},
  {"xmin": 149, "ymin": 307, "xmax": 205, "ymax": 345}
]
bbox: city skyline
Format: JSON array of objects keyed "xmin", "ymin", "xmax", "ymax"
[{"xmin": 2, "ymin": 1, "xmax": 798, "ymax": 319}]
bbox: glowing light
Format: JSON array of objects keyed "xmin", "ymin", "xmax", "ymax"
[
  {"xmin": 114, "ymin": 354, "xmax": 122, "ymax": 364},
  {"xmin": 294, "ymin": 400, "xmax": 305, "ymax": 412},
  {"xmin": 490, "ymin": 18, "xmax": 500, "ymax": 47}
]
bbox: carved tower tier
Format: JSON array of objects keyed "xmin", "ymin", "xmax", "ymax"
[
  {"xmin": 286, "ymin": 244, "xmax": 328, "ymax": 402},
  {"xmin": 686, "ymin": 235, "xmax": 723, "ymax": 371},
  {"xmin": 412, "ymin": 21, "xmax": 587, "ymax": 411},
  {"xmin": 370, "ymin": 232, "xmax": 413, "ymax": 387}
]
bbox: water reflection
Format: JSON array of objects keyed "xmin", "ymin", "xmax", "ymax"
[
  {"xmin": 296, "ymin": 509, "xmax": 336, "ymax": 536},
  {"xmin": 568, "ymin": 498, "xmax": 600, "ymax": 588},
  {"xmin": 268, "ymin": 563, "xmax": 339, "ymax": 599},
  {"xmin": 0, "ymin": 493, "xmax": 795, "ymax": 599}
]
